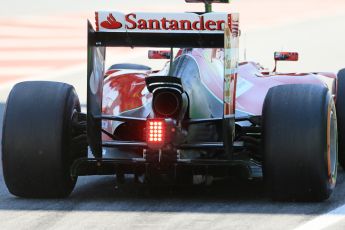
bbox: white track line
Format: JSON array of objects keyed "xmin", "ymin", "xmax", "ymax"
[
  {"xmin": 0, "ymin": 64, "xmax": 85, "ymax": 92},
  {"xmin": 0, "ymin": 51, "xmax": 85, "ymax": 61},
  {"xmin": 0, "ymin": 17, "xmax": 90, "ymax": 27},
  {"xmin": 294, "ymin": 204, "xmax": 345, "ymax": 230},
  {"xmin": 0, "ymin": 67, "xmax": 52, "ymax": 76},
  {"xmin": 0, "ymin": 39, "xmax": 86, "ymax": 48},
  {"xmin": 0, "ymin": 26, "xmax": 83, "ymax": 37}
]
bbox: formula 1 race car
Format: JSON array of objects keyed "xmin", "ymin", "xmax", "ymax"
[{"xmin": 2, "ymin": 0, "xmax": 345, "ymax": 201}]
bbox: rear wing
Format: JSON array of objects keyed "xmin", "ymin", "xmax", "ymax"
[
  {"xmin": 90, "ymin": 12, "xmax": 229, "ymax": 48},
  {"xmin": 87, "ymin": 11, "xmax": 239, "ymax": 157}
]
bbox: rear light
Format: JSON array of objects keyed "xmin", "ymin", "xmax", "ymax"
[{"xmin": 146, "ymin": 119, "xmax": 165, "ymax": 148}]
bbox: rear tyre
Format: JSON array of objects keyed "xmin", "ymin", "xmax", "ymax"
[
  {"xmin": 2, "ymin": 81, "xmax": 87, "ymax": 198},
  {"xmin": 336, "ymin": 69, "xmax": 345, "ymax": 169},
  {"xmin": 263, "ymin": 84, "xmax": 337, "ymax": 201}
]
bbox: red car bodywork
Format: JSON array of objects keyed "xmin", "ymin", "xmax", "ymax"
[{"xmin": 102, "ymin": 48, "xmax": 337, "ymax": 138}]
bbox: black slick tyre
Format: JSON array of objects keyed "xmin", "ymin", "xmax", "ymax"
[
  {"xmin": 336, "ymin": 69, "xmax": 345, "ymax": 169},
  {"xmin": 2, "ymin": 81, "xmax": 86, "ymax": 198},
  {"xmin": 263, "ymin": 84, "xmax": 337, "ymax": 201}
]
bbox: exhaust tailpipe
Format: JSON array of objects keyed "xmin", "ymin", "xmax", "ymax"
[
  {"xmin": 153, "ymin": 89, "xmax": 182, "ymax": 117},
  {"xmin": 145, "ymin": 76, "xmax": 188, "ymax": 119}
]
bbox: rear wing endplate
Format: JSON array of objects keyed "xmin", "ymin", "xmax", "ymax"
[{"xmin": 87, "ymin": 22, "xmax": 105, "ymax": 156}]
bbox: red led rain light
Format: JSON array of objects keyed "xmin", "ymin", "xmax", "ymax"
[{"xmin": 147, "ymin": 120, "xmax": 165, "ymax": 144}]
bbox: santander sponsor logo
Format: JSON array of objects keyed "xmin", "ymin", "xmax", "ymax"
[
  {"xmin": 125, "ymin": 13, "xmax": 225, "ymax": 31},
  {"xmin": 100, "ymin": 13, "xmax": 123, "ymax": 29},
  {"xmin": 99, "ymin": 13, "xmax": 226, "ymax": 32}
]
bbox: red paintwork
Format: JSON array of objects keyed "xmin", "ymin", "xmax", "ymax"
[
  {"xmin": 102, "ymin": 48, "xmax": 336, "ymax": 120},
  {"xmin": 274, "ymin": 52, "xmax": 299, "ymax": 61},
  {"xmin": 236, "ymin": 62, "xmax": 329, "ymax": 114},
  {"xmin": 103, "ymin": 71, "xmax": 150, "ymax": 114},
  {"xmin": 102, "ymin": 70, "xmax": 152, "ymax": 139},
  {"xmin": 148, "ymin": 50, "xmax": 171, "ymax": 59}
]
